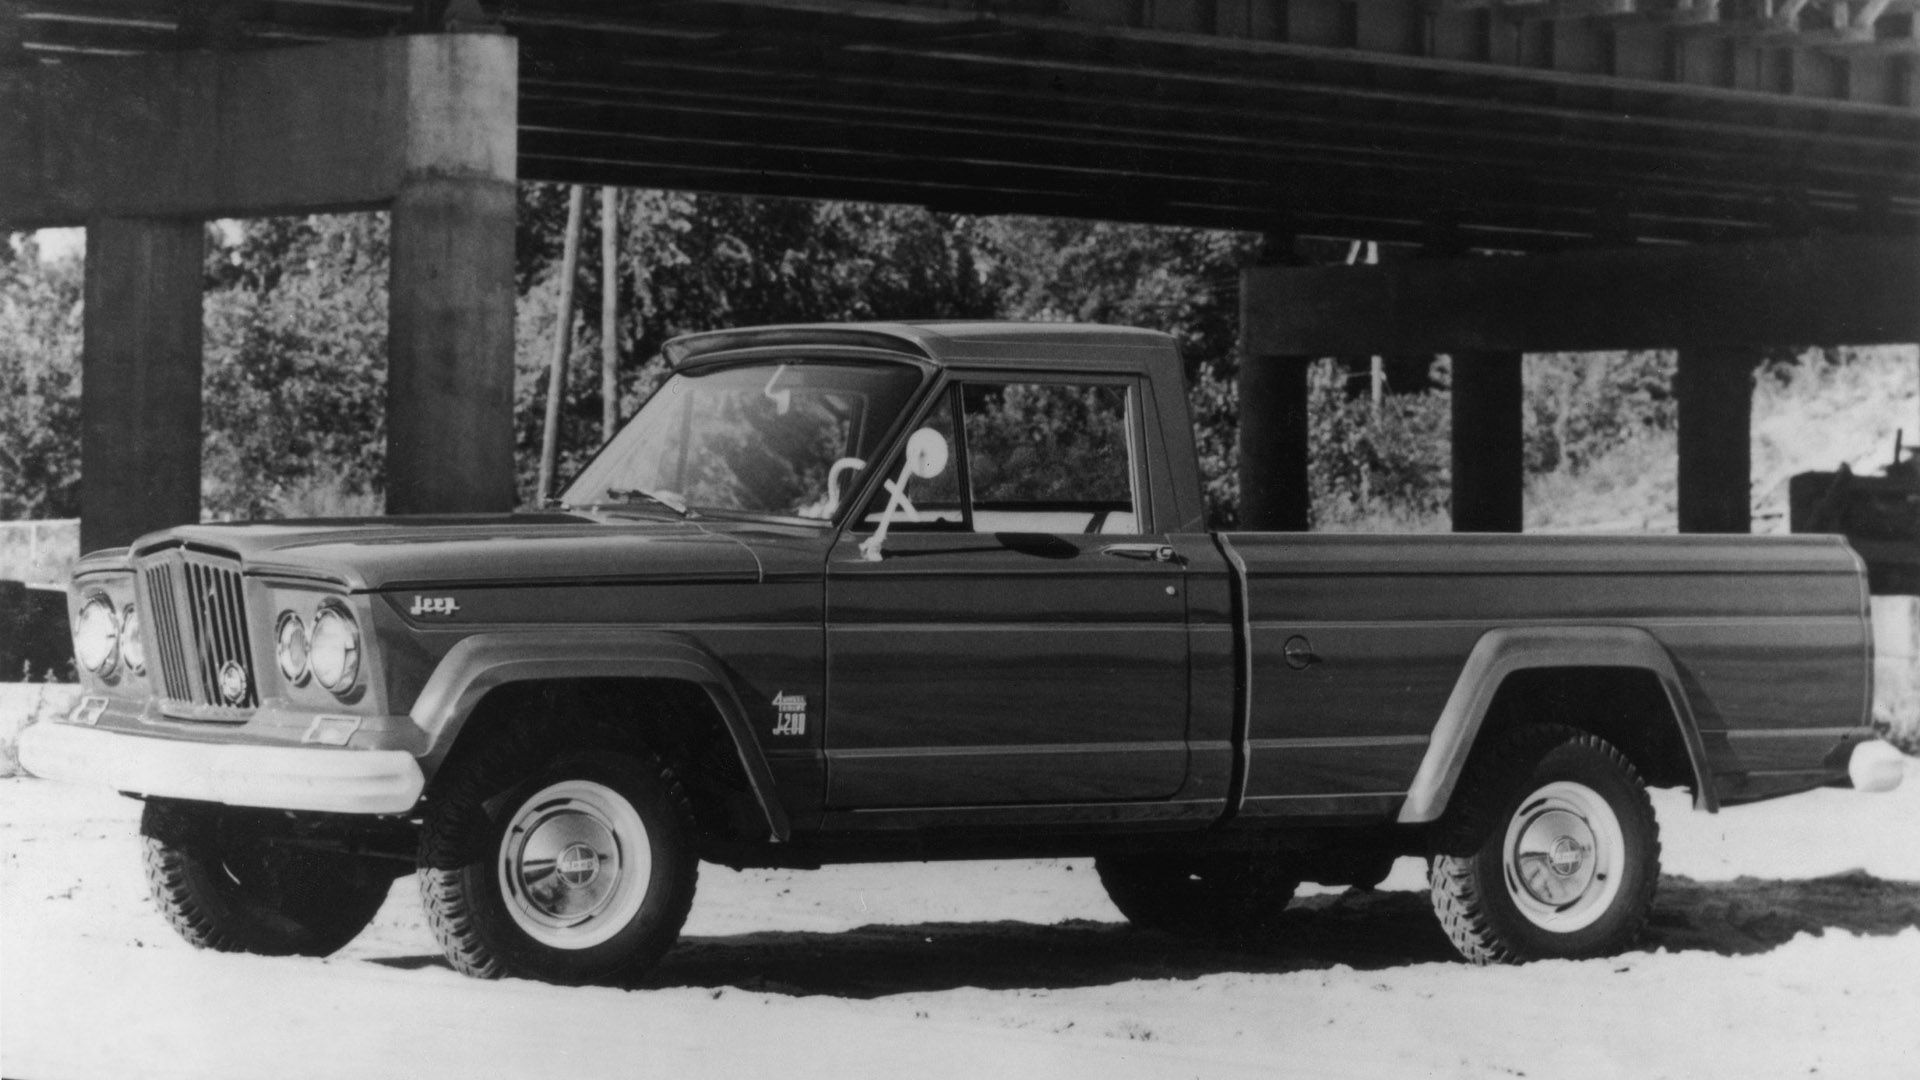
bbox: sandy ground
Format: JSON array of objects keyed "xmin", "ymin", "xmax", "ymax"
[{"xmin": 5, "ymin": 766, "xmax": 1920, "ymax": 1080}]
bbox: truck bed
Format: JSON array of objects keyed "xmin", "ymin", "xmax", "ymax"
[{"xmin": 1213, "ymin": 531, "xmax": 1872, "ymax": 818}]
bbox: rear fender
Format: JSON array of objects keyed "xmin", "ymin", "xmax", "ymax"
[
  {"xmin": 408, "ymin": 630, "xmax": 790, "ymax": 841},
  {"xmin": 1396, "ymin": 626, "xmax": 1715, "ymax": 824}
]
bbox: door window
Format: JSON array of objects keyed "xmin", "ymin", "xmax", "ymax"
[
  {"xmin": 962, "ymin": 381, "xmax": 1138, "ymax": 535},
  {"xmin": 856, "ymin": 379, "xmax": 1140, "ymax": 534},
  {"xmin": 856, "ymin": 378, "xmax": 1136, "ymax": 534}
]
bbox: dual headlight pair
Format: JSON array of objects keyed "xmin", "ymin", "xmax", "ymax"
[
  {"xmin": 72, "ymin": 592, "xmax": 360, "ymax": 696},
  {"xmin": 73, "ymin": 595, "xmax": 143, "ymax": 678},
  {"xmin": 276, "ymin": 605, "xmax": 360, "ymax": 694}
]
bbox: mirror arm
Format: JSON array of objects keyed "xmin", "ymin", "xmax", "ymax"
[
  {"xmin": 858, "ymin": 468, "xmax": 917, "ymax": 562},
  {"xmin": 858, "ymin": 426, "xmax": 949, "ymax": 562}
]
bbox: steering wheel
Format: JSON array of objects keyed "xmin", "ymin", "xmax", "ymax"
[{"xmin": 826, "ymin": 456, "xmax": 866, "ymax": 511}]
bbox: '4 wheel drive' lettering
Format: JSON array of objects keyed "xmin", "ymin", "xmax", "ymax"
[{"xmin": 21, "ymin": 322, "xmax": 1905, "ymax": 987}]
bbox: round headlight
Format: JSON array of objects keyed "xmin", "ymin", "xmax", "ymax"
[
  {"xmin": 309, "ymin": 605, "xmax": 360, "ymax": 693},
  {"xmin": 73, "ymin": 594, "xmax": 120, "ymax": 675},
  {"xmin": 121, "ymin": 605, "xmax": 147, "ymax": 676},
  {"xmin": 276, "ymin": 611, "xmax": 310, "ymax": 685}
]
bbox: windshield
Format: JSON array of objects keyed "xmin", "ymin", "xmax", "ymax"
[{"xmin": 562, "ymin": 360, "xmax": 924, "ymax": 521}]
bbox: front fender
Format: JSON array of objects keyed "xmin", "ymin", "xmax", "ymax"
[
  {"xmin": 408, "ymin": 629, "xmax": 790, "ymax": 841},
  {"xmin": 1395, "ymin": 625, "xmax": 1716, "ymax": 824}
]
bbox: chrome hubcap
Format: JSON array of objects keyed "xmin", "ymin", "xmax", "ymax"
[
  {"xmin": 1501, "ymin": 780, "xmax": 1624, "ymax": 933},
  {"xmin": 498, "ymin": 779, "xmax": 651, "ymax": 950}
]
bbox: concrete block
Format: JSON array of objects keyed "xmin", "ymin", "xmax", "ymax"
[{"xmin": 0, "ymin": 581, "xmax": 71, "ymax": 683}]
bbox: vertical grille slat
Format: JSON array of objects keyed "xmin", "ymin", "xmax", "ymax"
[
  {"xmin": 208, "ymin": 564, "xmax": 234, "ymax": 677},
  {"xmin": 217, "ymin": 569, "xmax": 256, "ymax": 707},
  {"xmin": 140, "ymin": 561, "xmax": 192, "ymax": 700},
  {"xmin": 185, "ymin": 563, "xmax": 217, "ymax": 694},
  {"xmin": 159, "ymin": 567, "xmax": 189, "ymax": 699},
  {"xmin": 137, "ymin": 548, "xmax": 257, "ymax": 717}
]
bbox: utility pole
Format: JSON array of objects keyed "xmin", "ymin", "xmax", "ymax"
[
  {"xmin": 536, "ymin": 185, "xmax": 585, "ymax": 505},
  {"xmin": 601, "ymin": 186, "xmax": 620, "ymax": 444}
]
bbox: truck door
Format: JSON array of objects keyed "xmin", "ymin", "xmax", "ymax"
[{"xmin": 823, "ymin": 375, "xmax": 1192, "ymax": 808}]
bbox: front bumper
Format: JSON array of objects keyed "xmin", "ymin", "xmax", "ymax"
[{"xmin": 18, "ymin": 721, "xmax": 425, "ymax": 814}]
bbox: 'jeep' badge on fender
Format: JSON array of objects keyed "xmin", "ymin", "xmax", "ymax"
[
  {"xmin": 409, "ymin": 595, "xmax": 461, "ymax": 617},
  {"xmin": 772, "ymin": 692, "xmax": 807, "ymax": 736}
]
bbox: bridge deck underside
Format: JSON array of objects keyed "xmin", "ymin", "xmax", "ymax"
[{"xmin": 12, "ymin": 0, "xmax": 1920, "ymax": 247}]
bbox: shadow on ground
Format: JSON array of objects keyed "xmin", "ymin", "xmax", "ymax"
[
  {"xmin": 367, "ymin": 872, "xmax": 1920, "ymax": 996},
  {"xmin": 1649, "ymin": 871, "xmax": 1920, "ymax": 955}
]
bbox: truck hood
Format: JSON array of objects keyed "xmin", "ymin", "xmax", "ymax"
[{"xmin": 129, "ymin": 513, "xmax": 776, "ymax": 592}]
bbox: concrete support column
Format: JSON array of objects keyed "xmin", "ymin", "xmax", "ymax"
[
  {"xmin": 1239, "ymin": 355, "xmax": 1312, "ymax": 531},
  {"xmin": 80, "ymin": 217, "xmax": 203, "ymax": 552},
  {"xmin": 1675, "ymin": 347, "xmax": 1760, "ymax": 533},
  {"xmin": 1450, "ymin": 351, "xmax": 1525, "ymax": 532},
  {"xmin": 387, "ymin": 176, "xmax": 518, "ymax": 514}
]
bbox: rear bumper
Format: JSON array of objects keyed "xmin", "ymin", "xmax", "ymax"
[{"xmin": 17, "ymin": 721, "xmax": 424, "ymax": 814}]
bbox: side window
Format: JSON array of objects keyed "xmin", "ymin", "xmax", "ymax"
[{"xmin": 962, "ymin": 381, "xmax": 1139, "ymax": 535}]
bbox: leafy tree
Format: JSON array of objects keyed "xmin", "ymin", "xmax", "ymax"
[
  {"xmin": 972, "ymin": 218, "xmax": 1256, "ymax": 526},
  {"xmin": 1524, "ymin": 352, "xmax": 1676, "ymax": 476},
  {"xmin": 6, "ymin": 196, "xmax": 1730, "ymax": 539},
  {"xmin": 1310, "ymin": 357, "xmax": 1452, "ymax": 531},
  {"xmin": 200, "ymin": 214, "xmax": 389, "ymax": 518},
  {"xmin": 0, "ymin": 235, "xmax": 83, "ymax": 519}
]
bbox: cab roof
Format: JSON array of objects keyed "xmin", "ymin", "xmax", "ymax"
[{"xmin": 662, "ymin": 321, "xmax": 1176, "ymax": 370}]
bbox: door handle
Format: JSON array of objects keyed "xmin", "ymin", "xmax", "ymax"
[{"xmin": 1102, "ymin": 543, "xmax": 1180, "ymax": 563}]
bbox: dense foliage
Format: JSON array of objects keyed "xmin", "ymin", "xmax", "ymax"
[
  {"xmin": 0, "ymin": 237, "xmax": 83, "ymax": 520},
  {"xmin": 201, "ymin": 215, "xmax": 390, "ymax": 518},
  {"xmin": 2, "ymin": 191, "xmax": 1709, "ymax": 531}
]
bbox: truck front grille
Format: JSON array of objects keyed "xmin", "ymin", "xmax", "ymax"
[{"xmin": 137, "ymin": 549, "xmax": 258, "ymax": 715}]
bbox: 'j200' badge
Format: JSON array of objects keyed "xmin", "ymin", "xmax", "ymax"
[{"xmin": 772, "ymin": 692, "xmax": 807, "ymax": 736}]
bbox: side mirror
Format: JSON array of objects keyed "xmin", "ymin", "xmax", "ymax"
[
  {"xmin": 905, "ymin": 427, "xmax": 950, "ymax": 480},
  {"xmin": 859, "ymin": 427, "xmax": 951, "ymax": 562}
]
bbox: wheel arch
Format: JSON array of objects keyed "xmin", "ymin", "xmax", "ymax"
[
  {"xmin": 408, "ymin": 630, "xmax": 790, "ymax": 842},
  {"xmin": 1397, "ymin": 626, "xmax": 1715, "ymax": 824}
]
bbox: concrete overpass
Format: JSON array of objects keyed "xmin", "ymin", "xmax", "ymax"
[{"xmin": 2, "ymin": 0, "xmax": 1916, "ymax": 547}]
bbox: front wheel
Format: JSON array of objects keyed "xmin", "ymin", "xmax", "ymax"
[
  {"xmin": 1428, "ymin": 725, "xmax": 1660, "ymax": 964},
  {"xmin": 141, "ymin": 800, "xmax": 395, "ymax": 957},
  {"xmin": 418, "ymin": 747, "xmax": 697, "ymax": 985}
]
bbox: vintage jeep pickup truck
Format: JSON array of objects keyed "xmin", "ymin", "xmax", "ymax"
[{"xmin": 22, "ymin": 321, "xmax": 1902, "ymax": 984}]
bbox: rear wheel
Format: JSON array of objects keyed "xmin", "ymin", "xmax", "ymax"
[
  {"xmin": 1428, "ymin": 725, "xmax": 1660, "ymax": 964},
  {"xmin": 1095, "ymin": 853, "xmax": 1299, "ymax": 940},
  {"xmin": 141, "ymin": 800, "xmax": 395, "ymax": 957},
  {"xmin": 418, "ymin": 745, "xmax": 697, "ymax": 985}
]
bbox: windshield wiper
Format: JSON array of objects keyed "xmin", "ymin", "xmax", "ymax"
[{"xmin": 604, "ymin": 488, "xmax": 697, "ymax": 518}]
